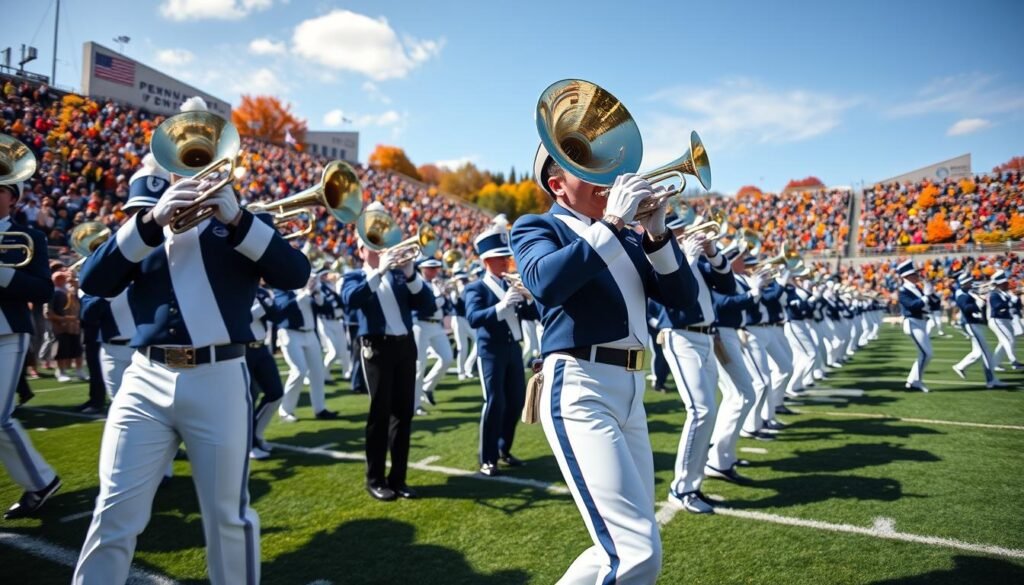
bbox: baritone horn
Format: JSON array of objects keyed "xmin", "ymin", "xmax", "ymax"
[
  {"xmin": 355, "ymin": 207, "xmax": 439, "ymax": 265},
  {"xmin": 443, "ymin": 249, "xmax": 464, "ymax": 271},
  {"xmin": 535, "ymin": 79, "xmax": 711, "ymax": 222},
  {"xmin": 151, "ymin": 110, "xmax": 241, "ymax": 233},
  {"xmin": 68, "ymin": 221, "xmax": 112, "ymax": 272},
  {"xmin": 0, "ymin": 135, "xmax": 38, "ymax": 268},
  {"xmin": 248, "ymin": 160, "xmax": 363, "ymax": 239}
]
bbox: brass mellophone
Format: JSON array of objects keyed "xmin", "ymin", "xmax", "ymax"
[
  {"xmin": 502, "ymin": 272, "xmax": 532, "ymax": 301},
  {"xmin": 0, "ymin": 135, "xmax": 38, "ymax": 268}
]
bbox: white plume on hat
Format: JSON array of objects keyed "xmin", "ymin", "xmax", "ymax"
[
  {"xmin": 493, "ymin": 213, "xmax": 509, "ymax": 228},
  {"xmin": 180, "ymin": 96, "xmax": 209, "ymax": 113}
]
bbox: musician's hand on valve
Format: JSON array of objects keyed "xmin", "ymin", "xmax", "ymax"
[
  {"xmin": 399, "ymin": 260, "xmax": 416, "ymax": 279},
  {"xmin": 777, "ymin": 268, "xmax": 791, "ymax": 286},
  {"xmin": 682, "ymin": 234, "xmax": 705, "ymax": 260},
  {"xmin": 604, "ymin": 173, "xmax": 651, "ymax": 225},
  {"xmin": 749, "ymin": 272, "xmax": 766, "ymax": 297},
  {"xmin": 149, "ymin": 180, "xmax": 201, "ymax": 227},
  {"xmin": 498, "ymin": 288, "xmax": 524, "ymax": 312},
  {"xmin": 205, "ymin": 184, "xmax": 241, "ymax": 226},
  {"xmin": 640, "ymin": 185, "xmax": 668, "ymax": 238}
]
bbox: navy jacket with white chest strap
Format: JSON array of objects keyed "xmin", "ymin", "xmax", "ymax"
[
  {"xmin": 954, "ymin": 289, "xmax": 986, "ymax": 325},
  {"xmin": 509, "ymin": 202, "xmax": 698, "ymax": 355},
  {"xmin": 898, "ymin": 282, "xmax": 928, "ymax": 320},
  {"xmin": 273, "ymin": 287, "xmax": 326, "ymax": 331},
  {"xmin": 989, "ymin": 289, "xmax": 1013, "ymax": 320},
  {"xmin": 320, "ymin": 281, "xmax": 345, "ymax": 320},
  {"xmin": 341, "ymin": 268, "xmax": 436, "ymax": 337},
  {"xmin": 760, "ymin": 281, "xmax": 787, "ymax": 323},
  {"xmin": 0, "ymin": 218, "xmax": 55, "ymax": 336},
  {"xmin": 464, "ymin": 272, "xmax": 540, "ymax": 351},
  {"xmin": 79, "ymin": 289, "xmax": 137, "ymax": 342},
  {"xmin": 80, "ymin": 210, "xmax": 310, "ymax": 347},
  {"xmin": 650, "ymin": 254, "xmax": 735, "ymax": 329}
]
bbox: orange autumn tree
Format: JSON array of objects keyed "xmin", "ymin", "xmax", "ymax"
[
  {"xmin": 417, "ymin": 163, "xmax": 444, "ymax": 185},
  {"xmin": 232, "ymin": 95, "xmax": 307, "ymax": 147},
  {"xmin": 1008, "ymin": 213, "xmax": 1024, "ymax": 240},
  {"xmin": 925, "ymin": 213, "xmax": 954, "ymax": 243},
  {"xmin": 993, "ymin": 156, "xmax": 1024, "ymax": 174},
  {"xmin": 784, "ymin": 176, "xmax": 824, "ymax": 191},
  {"xmin": 917, "ymin": 184, "xmax": 939, "ymax": 208},
  {"xmin": 369, "ymin": 145, "xmax": 421, "ymax": 180}
]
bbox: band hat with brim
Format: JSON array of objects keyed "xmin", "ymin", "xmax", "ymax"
[
  {"xmin": 533, "ymin": 143, "xmax": 556, "ymax": 198},
  {"xmin": 743, "ymin": 255, "xmax": 760, "ymax": 267},
  {"xmin": 992, "ymin": 270, "xmax": 1008, "ymax": 284},
  {"xmin": 957, "ymin": 274, "xmax": 974, "ymax": 286},
  {"xmin": 126, "ymin": 153, "xmax": 172, "ymax": 210},
  {"xmin": 418, "ymin": 258, "xmax": 443, "ymax": 269},
  {"xmin": 0, "ymin": 183, "xmax": 22, "ymax": 200},
  {"xmin": 452, "ymin": 270, "xmax": 469, "ymax": 281},
  {"xmin": 721, "ymin": 241, "xmax": 741, "ymax": 261},
  {"xmin": 474, "ymin": 226, "xmax": 513, "ymax": 259},
  {"xmin": 896, "ymin": 259, "xmax": 918, "ymax": 278}
]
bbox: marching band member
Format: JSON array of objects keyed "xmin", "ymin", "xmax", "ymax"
[
  {"xmin": 464, "ymin": 226, "xmax": 538, "ymax": 476},
  {"xmin": 449, "ymin": 270, "xmax": 478, "ymax": 380},
  {"xmin": 805, "ymin": 278, "xmax": 828, "ymax": 384},
  {"xmin": 275, "ymin": 273, "xmax": 338, "ymax": 421},
  {"xmin": 317, "ymin": 269, "xmax": 351, "ymax": 385},
  {"xmin": 248, "ymin": 285, "xmax": 284, "ymax": 460},
  {"xmin": 822, "ymin": 280, "xmax": 845, "ymax": 368},
  {"xmin": 645, "ymin": 300, "xmax": 670, "ymax": 393},
  {"xmin": 0, "ymin": 161, "xmax": 62, "ymax": 519},
  {"xmin": 897, "ymin": 260, "xmax": 931, "ymax": 393},
  {"xmin": 510, "ymin": 144, "xmax": 698, "ymax": 584},
  {"xmin": 342, "ymin": 202, "xmax": 436, "ymax": 501},
  {"xmin": 782, "ymin": 265, "xmax": 816, "ymax": 401},
  {"xmin": 651, "ymin": 213, "xmax": 734, "ymax": 514},
  {"xmin": 412, "ymin": 258, "xmax": 454, "ymax": 413},
  {"xmin": 73, "ymin": 97, "xmax": 312, "ymax": 585},
  {"xmin": 952, "ymin": 274, "xmax": 1007, "ymax": 388},
  {"xmin": 342, "ymin": 269, "xmax": 368, "ymax": 394},
  {"xmin": 925, "ymin": 281, "xmax": 945, "ymax": 337},
  {"xmin": 988, "ymin": 270, "xmax": 1023, "ymax": 371}
]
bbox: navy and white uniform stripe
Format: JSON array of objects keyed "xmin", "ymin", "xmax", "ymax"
[
  {"xmin": 899, "ymin": 281, "xmax": 932, "ymax": 388},
  {"xmin": 953, "ymin": 288, "xmax": 997, "ymax": 383}
]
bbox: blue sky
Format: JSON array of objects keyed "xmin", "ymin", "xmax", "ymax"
[{"xmin": 8, "ymin": 0, "xmax": 1024, "ymax": 193}]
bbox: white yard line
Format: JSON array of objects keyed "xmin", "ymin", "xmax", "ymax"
[
  {"xmin": 823, "ymin": 376, "xmax": 990, "ymax": 387},
  {"xmin": 0, "ymin": 531, "xmax": 179, "ymax": 584},
  {"xmin": 29, "ymin": 383, "xmax": 91, "ymax": 394},
  {"xmin": 416, "ymin": 455, "xmax": 442, "ymax": 465},
  {"xmin": 59, "ymin": 510, "xmax": 94, "ymax": 523},
  {"xmin": 312, "ymin": 442, "xmax": 338, "ymax": 450},
  {"xmin": 740, "ymin": 447, "xmax": 768, "ymax": 455},
  {"xmin": 801, "ymin": 389, "xmax": 865, "ymax": 397},
  {"xmin": 794, "ymin": 410, "xmax": 1024, "ymax": 431}
]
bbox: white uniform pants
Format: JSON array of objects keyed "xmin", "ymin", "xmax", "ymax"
[
  {"xmin": 278, "ymin": 329, "xmax": 326, "ymax": 416},
  {"xmin": 743, "ymin": 325, "xmax": 792, "ymax": 431},
  {"xmin": 74, "ymin": 351, "xmax": 259, "ymax": 585},
  {"xmin": 826, "ymin": 319, "xmax": 846, "ymax": 365},
  {"xmin": 808, "ymin": 320, "xmax": 828, "ymax": 381},
  {"xmin": 927, "ymin": 313, "xmax": 945, "ymax": 336},
  {"xmin": 540, "ymin": 353, "xmax": 661, "ymax": 585},
  {"xmin": 521, "ymin": 319, "xmax": 541, "ymax": 361},
  {"xmin": 414, "ymin": 321, "xmax": 453, "ymax": 406},
  {"xmin": 902, "ymin": 318, "xmax": 932, "ymax": 386},
  {"xmin": 661, "ymin": 329, "xmax": 718, "ymax": 495},
  {"xmin": 707, "ymin": 327, "xmax": 756, "ymax": 472},
  {"xmin": 318, "ymin": 318, "xmax": 351, "ymax": 378},
  {"xmin": 99, "ymin": 343, "xmax": 135, "ymax": 398},
  {"xmin": 955, "ymin": 323, "xmax": 996, "ymax": 383},
  {"xmin": 845, "ymin": 318, "xmax": 860, "ymax": 355},
  {"xmin": 784, "ymin": 321, "xmax": 816, "ymax": 394},
  {"xmin": 991, "ymin": 319, "xmax": 1019, "ymax": 366},
  {"xmin": 452, "ymin": 316, "xmax": 477, "ymax": 377},
  {"xmin": 0, "ymin": 333, "xmax": 56, "ymax": 492}
]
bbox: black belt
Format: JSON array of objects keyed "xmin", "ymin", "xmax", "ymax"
[
  {"xmin": 559, "ymin": 346, "xmax": 645, "ymax": 371},
  {"xmin": 106, "ymin": 339, "xmax": 130, "ymax": 346},
  {"xmin": 680, "ymin": 325, "xmax": 716, "ymax": 335},
  {"xmin": 418, "ymin": 318, "xmax": 441, "ymax": 324},
  {"xmin": 142, "ymin": 344, "xmax": 245, "ymax": 368}
]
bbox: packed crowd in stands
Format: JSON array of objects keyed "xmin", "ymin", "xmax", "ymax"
[
  {"xmin": 859, "ymin": 173, "xmax": 1024, "ymax": 253},
  {"xmin": 1, "ymin": 78, "xmax": 494, "ymax": 264}
]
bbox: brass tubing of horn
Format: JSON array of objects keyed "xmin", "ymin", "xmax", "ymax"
[{"xmin": 0, "ymin": 232, "xmax": 34, "ymax": 268}]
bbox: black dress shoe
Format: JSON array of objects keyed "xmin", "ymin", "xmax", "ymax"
[
  {"xmin": 775, "ymin": 405, "xmax": 796, "ymax": 415},
  {"xmin": 17, "ymin": 391, "xmax": 34, "ymax": 407},
  {"xmin": 479, "ymin": 463, "xmax": 499, "ymax": 477},
  {"xmin": 424, "ymin": 390, "xmax": 436, "ymax": 406},
  {"xmin": 366, "ymin": 484, "xmax": 397, "ymax": 501},
  {"xmin": 390, "ymin": 484, "xmax": 418, "ymax": 499},
  {"xmin": 499, "ymin": 454, "xmax": 525, "ymax": 467},
  {"xmin": 704, "ymin": 465, "xmax": 751, "ymax": 484},
  {"xmin": 765, "ymin": 419, "xmax": 786, "ymax": 431},
  {"xmin": 315, "ymin": 409, "xmax": 339, "ymax": 420},
  {"xmin": 4, "ymin": 476, "xmax": 62, "ymax": 519}
]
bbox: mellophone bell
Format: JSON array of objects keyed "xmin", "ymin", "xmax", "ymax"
[{"xmin": 0, "ymin": 134, "xmax": 63, "ymax": 521}]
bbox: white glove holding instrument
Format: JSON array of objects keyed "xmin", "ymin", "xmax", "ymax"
[
  {"xmin": 201, "ymin": 182, "xmax": 241, "ymax": 225},
  {"xmin": 640, "ymin": 185, "xmax": 668, "ymax": 238},
  {"xmin": 604, "ymin": 173, "xmax": 652, "ymax": 224},
  {"xmin": 378, "ymin": 250, "xmax": 400, "ymax": 273},
  {"xmin": 399, "ymin": 260, "xmax": 416, "ymax": 279},
  {"xmin": 496, "ymin": 287, "xmax": 524, "ymax": 314},
  {"xmin": 777, "ymin": 268, "xmax": 791, "ymax": 287},
  {"xmin": 748, "ymin": 272, "xmax": 765, "ymax": 298},
  {"xmin": 150, "ymin": 179, "xmax": 201, "ymax": 227},
  {"xmin": 682, "ymin": 234, "xmax": 705, "ymax": 261}
]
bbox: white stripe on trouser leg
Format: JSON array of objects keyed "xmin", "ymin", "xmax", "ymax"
[
  {"xmin": 662, "ymin": 330, "xmax": 718, "ymax": 495},
  {"xmin": 278, "ymin": 330, "xmax": 326, "ymax": 415},
  {"xmin": 707, "ymin": 327, "xmax": 756, "ymax": 472},
  {"xmin": 990, "ymin": 319, "xmax": 1018, "ymax": 364},
  {"xmin": 955, "ymin": 323, "xmax": 996, "ymax": 381},
  {"xmin": 99, "ymin": 343, "xmax": 134, "ymax": 398},
  {"xmin": 319, "ymin": 319, "xmax": 351, "ymax": 377},
  {"xmin": 414, "ymin": 321, "xmax": 453, "ymax": 407},
  {"xmin": 741, "ymin": 328, "xmax": 772, "ymax": 433},
  {"xmin": 539, "ymin": 355, "xmax": 661, "ymax": 584},
  {"xmin": 758, "ymin": 327, "xmax": 793, "ymax": 419},
  {"xmin": 784, "ymin": 321, "xmax": 815, "ymax": 394},
  {"xmin": 0, "ymin": 333, "xmax": 56, "ymax": 492},
  {"xmin": 902, "ymin": 318, "xmax": 931, "ymax": 386},
  {"xmin": 452, "ymin": 316, "xmax": 474, "ymax": 376}
]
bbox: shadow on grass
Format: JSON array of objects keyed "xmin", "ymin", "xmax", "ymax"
[
  {"xmin": 261, "ymin": 518, "xmax": 530, "ymax": 585},
  {"xmin": 768, "ymin": 442, "xmax": 941, "ymax": 473},
  {"xmin": 867, "ymin": 554, "xmax": 1024, "ymax": 584},
  {"xmin": 778, "ymin": 417, "xmax": 943, "ymax": 441},
  {"xmin": 722, "ymin": 473, "xmax": 908, "ymax": 509}
]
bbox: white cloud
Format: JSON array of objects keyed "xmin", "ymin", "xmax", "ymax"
[
  {"xmin": 231, "ymin": 67, "xmax": 287, "ymax": 95},
  {"xmin": 160, "ymin": 0, "xmax": 272, "ymax": 21},
  {"xmin": 323, "ymin": 109, "xmax": 403, "ymax": 128},
  {"xmin": 642, "ymin": 78, "xmax": 856, "ymax": 163},
  {"xmin": 434, "ymin": 155, "xmax": 479, "ymax": 170},
  {"xmin": 292, "ymin": 9, "xmax": 444, "ymax": 80},
  {"xmin": 248, "ymin": 38, "xmax": 287, "ymax": 56},
  {"xmin": 887, "ymin": 73, "xmax": 1024, "ymax": 118},
  {"xmin": 947, "ymin": 118, "xmax": 992, "ymax": 136},
  {"xmin": 155, "ymin": 48, "xmax": 194, "ymax": 67},
  {"xmin": 361, "ymin": 81, "xmax": 392, "ymax": 104}
]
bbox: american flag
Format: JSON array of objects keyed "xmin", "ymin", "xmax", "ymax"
[{"xmin": 94, "ymin": 53, "xmax": 135, "ymax": 86}]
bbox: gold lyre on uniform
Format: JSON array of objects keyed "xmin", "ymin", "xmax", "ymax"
[
  {"xmin": 536, "ymin": 79, "xmax": 712, "ymax": 221},
  {"xmin": 0, "ymin": 135, "xmax": 38, "ymax": 267}
]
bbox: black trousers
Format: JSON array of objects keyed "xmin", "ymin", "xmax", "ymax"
[
  {"xmin": 361, "ymin": 334, "xmax": 416, "ymax": 488},
  {"xmin": 348, "ymin": 324, "xmax": 367, "ymax": 393},
  {"xmin": 246, "ymin": 345, "xmax": 284, "ymax": 446},
  {"xmin": 84, "ymin": 339, "xmax": 105, "ymax": 407}
]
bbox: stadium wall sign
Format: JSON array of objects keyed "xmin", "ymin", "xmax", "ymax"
[
  {"xmin": 80, "ymin": 42, "xmax": 232, "ymax": 118},
  {"xmin": 879, "ymin": 153, "xmax": 972, "ymax": 184}
]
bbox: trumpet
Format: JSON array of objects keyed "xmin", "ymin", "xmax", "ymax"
[
  {"xmin": 442, "ymin": 249, "xmax": 464, "ymax": 271},
  {"xmin": 249, "ymin": 160, "xmax": 363, "ymax": 239},
  {"xmin": 536, "ymin": 79, "xmax": 711, "ymax": 223},
  {"xmin": 302, "ymin": 243, "xmax": 332, "ymax": 272},
  {"xmin": 355, "ymin": 207, "xmax": 440, "ymax": 265},
  {"xmin": 67, "ymin": 221, "xmax": 112, "ymax": 272},
  {"xmin": 502, "ymin": 272, "xmax": 532, "ymax": 301},
  {"xmin": 0, "ymin": 135, "xmax": 38, "ymax": 268},
  {"xmin": 753, "ymin": 247, "xmax": 789, "ymax": 280},
  {"xmin": 681, "ymin": 207, "xmax": 728, "ymax": 240}
]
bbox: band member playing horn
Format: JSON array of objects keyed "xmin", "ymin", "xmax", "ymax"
[
  {"xmin": 248, "ymin": 285, "xmax": 285, "ymax": 460},
  {"xmin": 988, "ymin": 270, "xmax": 1023, "ymax": 371},
  {"xmin": 275, "ymin": 272, "xmax": 338, "ymax": 421},
  {"xmin": 449, "ymin": 270, "xmax": 478, "ymax": 380},
  {"xmin": 412, "ymin": 257, "xmax": 454, "ymax": 413},
  {"xmin": 73, "ymin": 97, "xmax": 312, "ymax": 584},
  {"xmin": 952, "ymin": 273, "xmax": 1007, "ymax": 388},
  {"xmin": 464, "ymin": 225, "xmax": 539, "ymax": 476},
  {"xmin": 897, "ymin": 260, "xmax": 932, "ymax": 393},
  {"xmin": 0, "ymin": 136, "xmax": 62, "ymax": 519},
  {"xmin": 318, "ymin": 268, "xmax": 351, "ymax": 385}
]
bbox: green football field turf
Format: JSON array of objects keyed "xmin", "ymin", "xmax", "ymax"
[{"xmin": 1, "ymin": 324, "xmax": 1022, "ymax": 584}]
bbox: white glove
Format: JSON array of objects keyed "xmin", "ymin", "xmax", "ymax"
[
  {"xmin": 150, "ymin": 179, "xmax": 201, "ymax": 227},
  {"xmin": 778, "ymin": 269, "xmax": 791, "ymax": 287},
  {"xmin": 399, "ymin": 260, "xmax": 415, "ymax": 279},
  {"xmin": 682, "ymin": 234, "xmax": 705, "ymax": 260},
  {"xmin": 640, "ymin": 186, "xmax": 668, "ymax": 237},
  {"xmin": 748, "ymin": 273, "xmax": 765, "ymax": 297},
  {"xmin": 378, "ymin": 250, "xmax": 400, "ymax": 272},
  {"xmin": 604, "ymin": 173, "xmax": 652, "ymax": 224},
  {"xmin": 203, "ymin": 183, "xmax": 241, "ymax": 225},
  {"xmin": 497, "ymin": 288, "xmax": 524, "ymax": 313}
]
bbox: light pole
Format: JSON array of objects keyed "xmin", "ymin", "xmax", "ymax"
[{"xmin": 113, "ymin": 35, "xmax": 131, "ymax": 54}]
